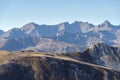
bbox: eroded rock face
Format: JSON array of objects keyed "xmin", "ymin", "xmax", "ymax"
[
  {"xmin": 87, "ymin": 43, "xmax": 120, "ymax": 70},
  {"xmin": 0, "ymin": 21, "xmax": 120, "ymax": 52},
  {"xmin": 58, "ymin": 43, "xmax": 120, "ymax": 70},
  {"xmin": 0, "ymin": 56, "xmax": 120, "ymax": 80}
]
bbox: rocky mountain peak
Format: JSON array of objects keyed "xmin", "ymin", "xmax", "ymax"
[
  {"xmin": 58, "ymin": 22, "xmax": 69, "ymax": 26},
  {"xmin": 21, "ymin": 22, "xmax": 40, "ymax": 31},
  {"xmin": 90, "ymin": 43, "xmax": 112, "ymax": 53},
  {"xmin": 20, "ymin": 22, "xmax": 41, "ymax": 36},
  {"xmin": 88, "ymin": 43, "xmax": 120, "ymax": 70},
  {"xmin": 102, "ymin": 20, "xmax": 111, "ymax": 27},
  {"xmin": 9, "ymin": 28, "xmax": 21, "ymax": 32},
  {"xmin": 0, "ymin": 20, "xmax": 119, "ymax": 52},
  {"xmin": 1, "ymin": 28, "xmax": 26, "ymax": 39},
  {"xmin": 72, "ymin": 20, "xmax": 82, "ymax": 24},
  {"xmin": 0, "ymin": 30, "xmax": 4, "ymax": 35},
  {"xmin": 104, "ymin": 20, "xmax": 110, "ymax": 23}
]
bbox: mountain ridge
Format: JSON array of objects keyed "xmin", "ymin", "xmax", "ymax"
[
  {"xmin": 1, "ymin": 20, "xmax": 119, "ymax": 32},
  {"xmin": 0, "ymin": 51, "xmax": 120, "ymax": 80},
  {"xmin": 0, "ymin": 20, "xmax": 119, "ymax": 52}
]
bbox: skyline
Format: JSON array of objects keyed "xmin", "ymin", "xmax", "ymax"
[{"xmin": 0, "ymin": 0, "xmax": 120, "ymax": 31}]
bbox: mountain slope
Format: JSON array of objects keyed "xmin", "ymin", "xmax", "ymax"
[
  {"xmin": 1, "ymin": 28, "xmax": 27, "ymax": 39},
  {"xmin": 0, "ymin": 20, "xmax": 119, "ymax": 52},
  {"xmin": 0, "ymin": 52, "xmax": 120, "ymax": 80},
  {"xmin": 21, "ymin": 22, "xmax": 58, "ymax": 37},
  {"xmin": 0, "ymin": 30, "xmax": 4, "ymax": 36},
  {"xmin": 0, "ymin": 37, "xmax": 40, "ymax": 51},
  {"xmin": 87, "ymin": 43, "xmax": 120, "ymax": 70},
  {"xmin": 59, "ymin": 43, "xmax": 120, "ymax": 70},
  {"xmin": 24, "ymin": 39, "xmax": 86, "ymax": 53}
]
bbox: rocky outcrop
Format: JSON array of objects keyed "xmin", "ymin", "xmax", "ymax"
[
  {"xmin": 87, "ymin": 43, "xmax": 120, "ymax": 70},
  {"xmin": 59, "ymin": 43, "xmax": 120, "ymax": 70}
]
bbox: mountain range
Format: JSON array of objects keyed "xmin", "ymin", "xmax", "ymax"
[
  {"xmin": 0, "ymin": 20, "xmax": 120, "ymax": 80},
  {"xmin": 0, "ymin": 20, "xmax": 120, "ymax": 52}
]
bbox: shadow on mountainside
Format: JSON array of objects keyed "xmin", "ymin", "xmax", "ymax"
[{"xmin": 0, "ymin": 63, "xmax": 35, "ymax": 80}]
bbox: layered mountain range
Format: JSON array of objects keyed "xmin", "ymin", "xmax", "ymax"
[
  {"xmin": 0, "ymin": 20, "xmax": 120, "ymax": 52},
  {"xmin": 0, "ymin": 20, "xmax": 120, "ymax": 80}
]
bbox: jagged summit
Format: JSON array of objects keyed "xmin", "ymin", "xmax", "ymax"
[
  {"xmin": 102, "ymin": 20, "xmax": 112, "ymax": 26},
  {"xmin": 103, "ymin": 20, "xmax": 111, "ymax": 24},
  {"xmin": 20, "ymin": 22, "xmax": 41, "ymax": 37},
  {"xmin": 91, "ymin": 43, "xmax": 109, "ymax": 48},
  {"xmin": 8, "ymin": 28, "xmax": 21, "ymax": 32},
  {"xmin": 72, "ymin": 20, "xmax": 82, "ymax": 24},
  {"xmin": 1, "ymin": 28, "xmax": 26, "ymax": 39},
  {"xmin": 21, "ymin": 22, "xmax": 40, "ymax": 30},
  {"xmin": 0, "ymin": 30, "xmax": 4, "ymax": 35}
]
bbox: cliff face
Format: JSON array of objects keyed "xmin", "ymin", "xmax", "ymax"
[
  {"xmin": 86, "ymin": 43, "xmax": 120, "ymax": 70},
  {"xmin": 59, "ymin": 43, "xmax": 120, "ymax": 70},
  {"xmin": 0, "ymin": 55, "xmax": 120, "ymax": 80}
]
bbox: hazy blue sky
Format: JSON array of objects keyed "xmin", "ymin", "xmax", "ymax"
[{"xmin": 0, "ymin": 0, "xmax": 120, "ymax": 31}]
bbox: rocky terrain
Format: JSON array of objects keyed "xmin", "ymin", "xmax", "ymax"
[
  {"xmin": 0, "ymin": 51, "xmax": 120, "ymax": 80},
  {"xmin": 0, "ymin": 20, "xmax": 120, "ymax": 80},
  {"xmin": 0, "ymin": 20, "xmax": 120, "ymax": 52},
  {"xmin": 58, "ymin": 43, "xmax": 120, "ymax": 70}
]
